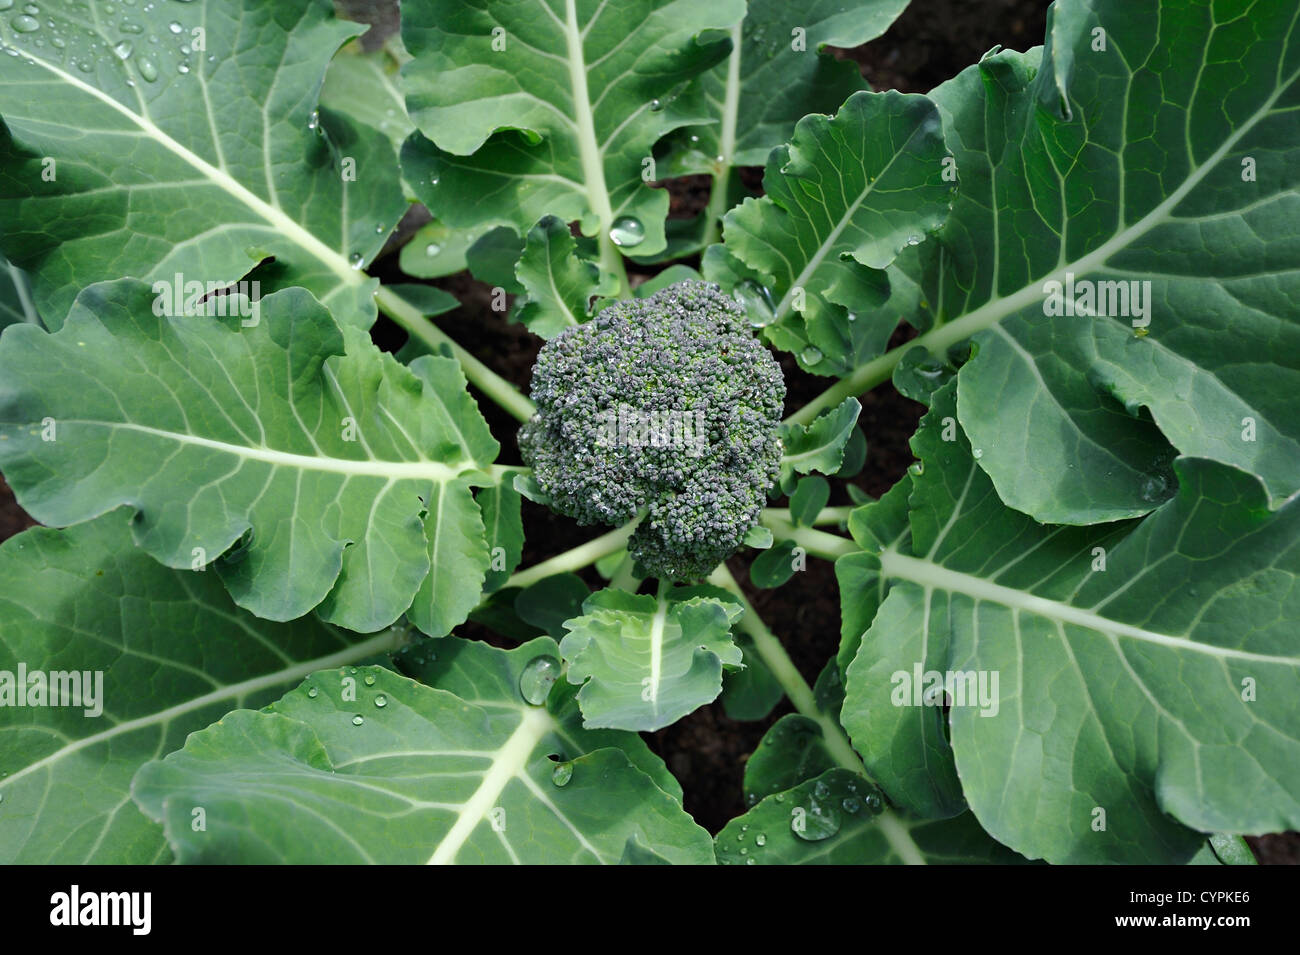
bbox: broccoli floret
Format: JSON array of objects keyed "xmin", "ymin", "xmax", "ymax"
[{"xmin": 518, "ymin": 281, "xmax": 785, "ymax": 579}]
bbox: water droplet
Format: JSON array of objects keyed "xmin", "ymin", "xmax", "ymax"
[
  {"xmin": 739, "ymin": 847, "xmax": 747, "ymax": 855},
  {"xmin": 167, "ymin": 20, "xmax": 181, "ymax": 33},
  {"xmin": 0, "ymin": 1, "xmax": 14, "ymax": 12},
  {"xmin": 424, "ymin": 242, "xmax": 442, "ymax": 257},
  {"xmin": 792, "ymin": 800, "xmax": 841, "ymax": 841},
  {"xmin": 800, "ymin": 345, "xmax": 823, "ymax": 365},
  {"xmin": 351, "ymin": 714, "xmax": 364, "ymax": 726},
  {"xmin": 112, "ymin": 39, "xmax": 132, "ymax": 59},
  {"xmin": 774, "ymin": 793, "xmax": 784, "ymax": 803},
  {"xmin": 374, "ymin": 694, "xmax": 387, "ymax": 708},
  {"xmin": 363, "ymin": 673, "xmax": 375, "ymax": 686},
  {"xmin": 306, "ymin": 686, "xmax": 318, "ymax": 699},
  {"xmin": 908, "ymin": 461, "xmax": 925, "ymax": 476},
  {"xmin": 755, "ymin": 833, "xmax": 767, "ymax": 846},
  {"xmin": 865, "ymin": 792, "xmax": 883, "ymax": 813},
  {"xmin": 649, "ymin": 98, "xmax": 663, "ymax": 111},
  {"xmin": 11, "ymin": 13, "xmax": 39, "ymax": 31},
  {"xmin": 137, "ymin": 57, "xmax": 157, "ymax": 81},
  {"xmin": 22, "ymin": 2, "xmax": 36, "ymax": 13},
  {"xmin": 906, "ymin": 234, "xmax": 921, "ymax": 246},
  {"xmin": 732, "ymin": 279, "xmax": 776, "ymax": 327},
  {"xmin": 972, "ymin": 447, "xmax": 984, "ymax": 460},
  {"xmin": 814, "ymin": 781, "xmax": 830, "ymax": 799},
  {"xmin": 842, "ymin": 796, "xmax": 862, "ymax": 814},
  {"xmin": 307, "ymin": 110, "xmax": 319, "ymax": 131},
  {"xmin": 119, "ymin": 19, "xmax": 143, "ymax": 33},
  {"xmin": 518, "ymin": 654, "xmax": 561, "ymax": 705},
  {"xmin": 551, "ymin": 762, "xmax": 573, "ymax": 787},
  {"xmin": 348, "ymin": 252, "xmax": 363, "ymax": 269},
  {"xmin": 608, "ymin": 216, "xmax": 645, "ymax": 248},
  {"xmin": 1140, "ymin": 473, "xmax": 1168, "ymax": 502},
  {"xmin": 176, "ymin": 62, "xmax": 189, "ymax": 74}
]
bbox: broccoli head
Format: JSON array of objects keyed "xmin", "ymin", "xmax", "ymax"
[{"xmin": 518, "ymin": 280, "xmax": 785, "ymax": 579}]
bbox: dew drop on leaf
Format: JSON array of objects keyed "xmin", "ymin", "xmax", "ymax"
[
  {"xmin": 518, "ymin": 654, "xmax": 561, "ymax": 705},
  {"xmin": 137, "ymin": 57, "xmax": 157, "ymax": 81},
  {"xmin": 168, "ymin": 20, "xmax": 181, "ymax": 33},
  {"xmin": 649, "ymin": 98, "xmax": 662, "ymax": 111},
  {"xmin": 0, "ymin": 1, "xmax": 14, "ymax": 12},
  {"xmin": 348, "ymin": 252, "xmax": 363, "ymax": 269},
  {"xmin": 800, "ymin": 345, "xmax": 823, "ymax": 365},
  {"xmin": 351, "ymin": 715, "xmax": 364, "ymax": 726},
  {"xmin": 374, "ymin": 694, "xmax": 387, "ymax": 708},
  {"xmin": 112, "ymin": 39, "xmax": 132, "ymax": 59},
  {"xmin": 425, "ymin": 242, "xmax": 442, "ymax": 257},
  {"xmin": 363, "ymin": 673, "xmax": 375, "ymax": 686},
  {"xmin": 608, "ymin": 216, "xmax": 645, "ymax": 248},
  {"xmin": 792, "ymin": 800, "xmax": 841, "ymax": 842},
  {"xmin": 306, "ymin": 686, "xmax": 318, "ymax": 699},
  {"xmin": 11, "ymin": 13, "xmax": 39, "ymax": 31},
  {"xmin": 551, "ymin": 761, "xmax": 573, "ymax": 787},
  {"xmin": 755, "ymin": 833, "xmax": 767, "ymax": 846},
  {"xmin": 732, "ymin": 279, "xmax": 776, "ymax": 327}
]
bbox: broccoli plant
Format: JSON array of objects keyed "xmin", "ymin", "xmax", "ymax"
[
  {"xmin": 519, "ymin": 282, "xmax": 785, "ymax": 579},
  {"xmin": 0, "ymin": 0, "xmax": 1296, "ymax": 870}
]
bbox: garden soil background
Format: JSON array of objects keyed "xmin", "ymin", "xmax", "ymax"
[{"xmin": 2, "ymin": 0, "xmax": 1294, "ymax": 864}]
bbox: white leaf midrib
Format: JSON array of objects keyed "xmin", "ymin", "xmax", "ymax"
[
  {"xmin": 881, "ymin": 549, "xmax": 1298, "ymax": 666},
  {"xmin": 4, "ymin": 39, "xmax": 363, "ymax": 288},
  {"xmin": 0, "ymin": 629, "xmax": 401, "ymax": 794},
  {"xmin": 44, "ymin": 418, "xmax": 471, "ymax": 481}
]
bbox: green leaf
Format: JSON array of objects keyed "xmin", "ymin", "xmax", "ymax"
[
  {"xmin": 713, "ymin": 90, "xmax": 953, "ymax": 374},
  {"xmin": 477, "ymin": 482, "xmax": 524, "ymax": 593},
  {"xmin": 718, "ymin": 630, "xmax": 784, "ymax": 721},
  {"xmin": 0, "ymin": 513, "xmax": 392, "ymax": 863},
  {"xmin": 132, "ymin": 656, "xmax": 714, "ymax": 863},
  {"xmin": 841, "ymin": 381, "xmax": 1300, "ymax": 862},
  {"xmin": 883, "ymin": 0, "xmax": 1300, "ymax": 521},
  {"xmin": 779, "ymin": 396, "xmax": 861, "ymax": 487},
  {"xmin": 320, "ymin": 46, "xmax": 415, "ymax": 155},
  {"xmin": 742, "ymin": 715, "xmax": 836, "ymax": 806},
  {"xmin": 392, "ymin": 635, "xmax": 683, "ymax": 800},
  {"xmin": 514, "ymin": 215, "xmax": 618, "ymax": 338},
  {"xmin": 742, "ymin": 524, "xmax": 774, "ymax": 550},
  {"xmin": 664, "ymin": 0, "xmax": 909, "ymax": 173},
  {"xmin": 633, "ymin": 264, "xmax": 704, "ymax": 298},
  {"xmin": 716, "ymin": 768, "xmax": 1027, "ymax": 864},
  {"xmin": 400, "ymin": 0, "xmax": 746, "ymax": 261},
  {"xmin": 789, "ymin": 476, "xmax": 831, "ymax": 527},
  {"xmin": 0, "ymin": 281, "xmax": 498, "ymax": 633},
  {"xmin": 465, "ymin": 226, "xmax": 526, "ymax": 293},
  {"xmin": 514, "ymin": 574, "xmax": 590, "ymax": 636},
  {"xmin": 0, "ymin": 0, "xmax": 406, "ymax": 326},
  {"xmin": 749, "ymin": 539, "xmax": 798, "ymax": 589},
  {"xmin": 409, "ymin": 477, "xmax": 492, "ymax": 638},
  {"xmin": 560, "ymin": 586, "xmax": 743, "ymax": 731},
  {"xmin": 399, "ymin": 220, "xmax": 508, "ymax": 280}
]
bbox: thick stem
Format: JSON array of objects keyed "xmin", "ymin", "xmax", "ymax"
[
  {"xmin": 374, "ymin": 284, "xmax": 535, "ymax": 423},
  {"xmin": 503, "ymin": 519, "xmax": 638, "ymax": 590},
  {"xmin": 759, "ymin": 513, "xmax": 857, "ymax": 561},
  {"xmin": 709, "ymin": 564, "xmax": 926, "ymax": 865},
  {"xmin": 760, "ymin": 505, "xmax": 854, "ymax": 528},
  {"xmin": 701, "ymin": 23, "xmax": 743, "ymax": 248}
]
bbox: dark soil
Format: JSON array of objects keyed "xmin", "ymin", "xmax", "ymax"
[{"xmin": 1, "ymin": 0, "xmax": 1292, "ymax": 863}]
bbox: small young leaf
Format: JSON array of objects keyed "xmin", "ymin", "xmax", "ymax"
[
  {"xmin": 750, "ymin": 539, "xmax": 798, "ymax": 589},
  {"xmin": 779, "ymin": 397, "xmax": 862, "ymax": 486},
  {"xmin": 560, "ymin": 587, "xmax": 743, "ymax": 731},
  {"xmin": 514, "ymin": 216, "xmax": 618, "ymax": 338},
  {"xmin": 789, "ymin": 476, "xmax": 831, "ymax": 527}
]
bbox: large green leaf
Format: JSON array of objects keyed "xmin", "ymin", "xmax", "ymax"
[
  {"xmin": 133, "ymin": 645, "xmax": 715, "ymax": 864},
  {"xmin": 0, "ymin": 513, "xmax": 391, "ymax": 864},
  {"xmin": 664, "ymin": 0, "xmax": 910, "ymax": 174},
  {"xmin": 560, "ymin": 586, "xmax": 743, "ymax": 731},
  {"xmin": 715, "ymin": 768, "xmax": 1026, "ymax": 864},
  {"xmin": 0, "ymin": 281, "xmax": 498, "ymax": 633},
  {"xmin": 0, "ymin": 0, "xmax": 405, "ymax": 326},
  {"xmin": 710, "ymin": 90, "xmax": 953, "ymax": 375},
  {"xmin": 399, "ymin": 0, "xmax": 746, "ymax": 266},
  {"xmin": 865, "ymin": 0, "xmax": 1300, "ymax": 521},
  {"xmin": 839, "ymin": 381, "xmax": 1300, "ymax": 863}
]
